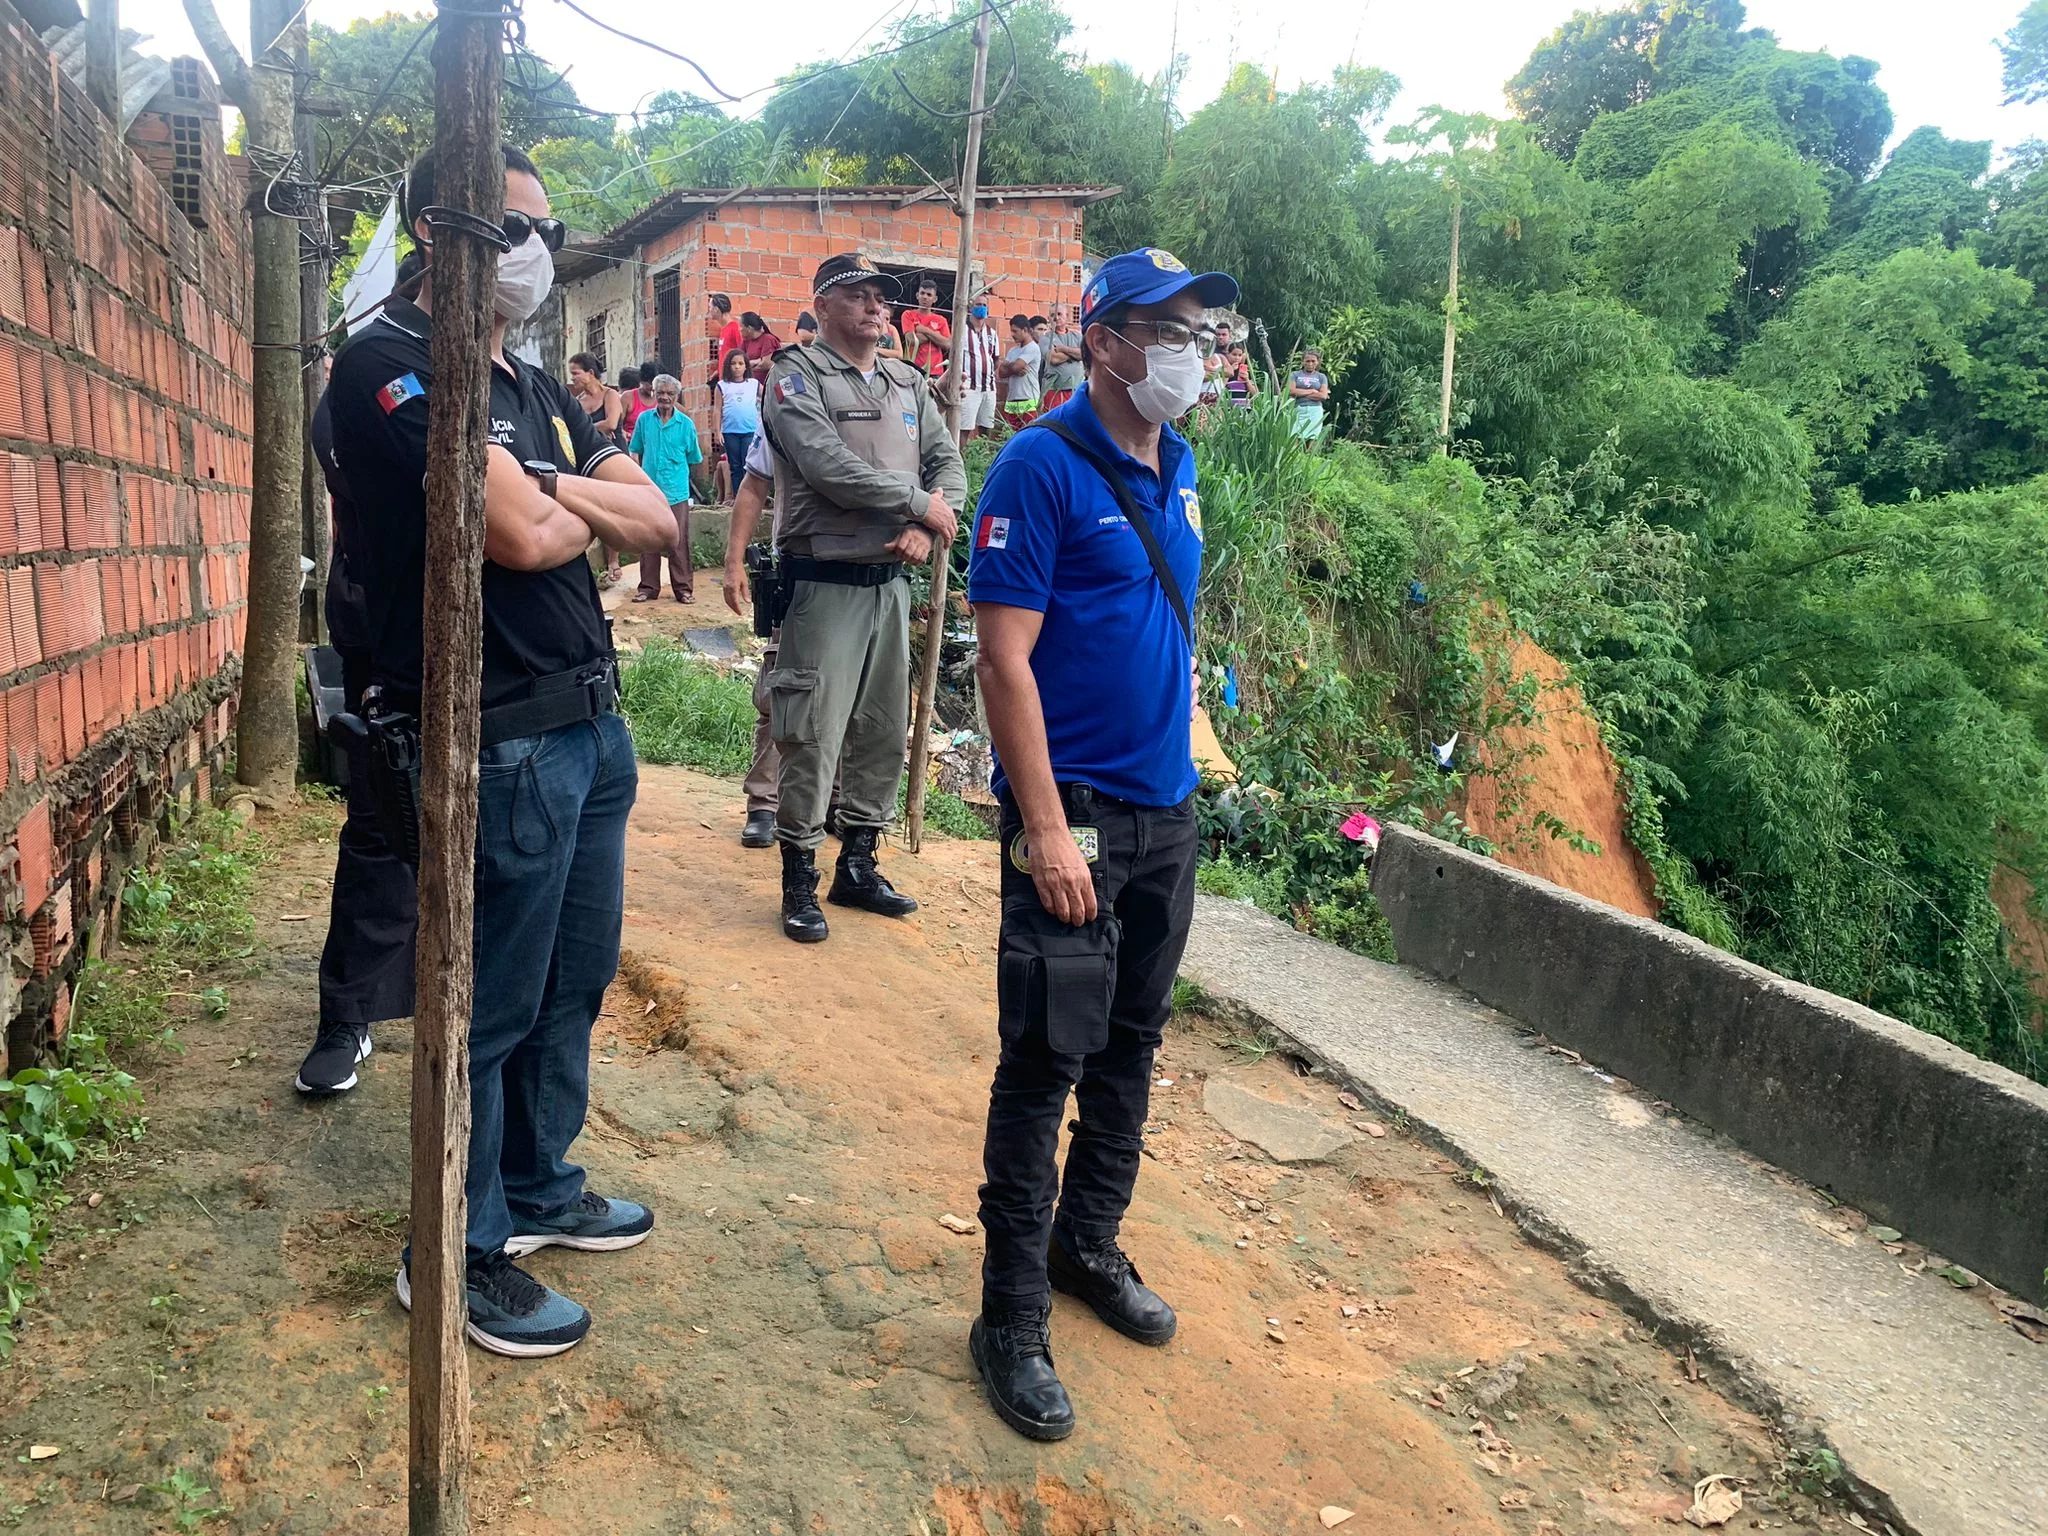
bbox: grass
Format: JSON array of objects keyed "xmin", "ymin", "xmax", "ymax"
[
  {"xmin": 619, "ymin": 642, "xmax": 757, "ymax": 775},
  {"xmin": 0, "ymin": 808, "xmax": 265, "ymax": 1357}
]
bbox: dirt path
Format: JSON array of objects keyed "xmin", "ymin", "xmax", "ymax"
[{"xmin": 0, "ymin": 765, "xmax": 1833, "ymax": 1534}]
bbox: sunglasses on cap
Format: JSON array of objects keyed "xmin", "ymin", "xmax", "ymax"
[{"xmin": 502, "ymin": 210, "xmax": 567, "ymax": 253}]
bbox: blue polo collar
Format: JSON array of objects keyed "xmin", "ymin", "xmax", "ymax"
[{"xmin": 1060, "ymin": 384, "xmax": 1190, "ymax": 488}]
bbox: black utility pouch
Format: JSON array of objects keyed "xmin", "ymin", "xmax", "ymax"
[{"xmin": 997, "ymin": 907, "xmax": 1121, "ymax": 1056}]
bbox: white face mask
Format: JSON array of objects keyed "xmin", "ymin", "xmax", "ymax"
[
  {"xmin": 493, "ymin": 233, "xmax": 554, "ymax": 325},
  {"xmin": 1113, "ymin": 341, "xmax": 1207, "ymax": 425}
]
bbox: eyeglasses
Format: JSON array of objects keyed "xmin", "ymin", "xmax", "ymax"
[
  {"xmin": 1111, "ymin": 319, "xmax": 1218, "ymax": 358},
  {"xmin": 502, "ymin": 210, "xmax": 567, "ymax": 253}
]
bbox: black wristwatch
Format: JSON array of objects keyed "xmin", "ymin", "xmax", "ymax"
[{"xmin": 522, "ymin": 459, "xmax": 559, "ymax": 499}]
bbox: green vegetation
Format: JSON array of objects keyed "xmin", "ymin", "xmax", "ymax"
[
  {"xmin": 619, "ymin": 641, "xmax": 758, "ymax": 775},
  {"xmin": 0, "ymin": 808, "xmax": 264, "ymax": 1355},
  {"xmin": 347, "ymin": 0, "xmax": 2048, "ymax": 1081}
]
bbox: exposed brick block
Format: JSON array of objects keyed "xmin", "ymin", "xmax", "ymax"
[
  {"xmin": 4, "ymin": 685, "xmax": 34, "ymax": 782},
  {"xmin": 33, "ymin": 456, "xmax": 59, "ymax": 550},
  {"xmin": 17, "ymin": 347, "xmax": 47, "ymax": 444},
  {"xmin": 15, "ymin": 798, "xmax": 51, "ymax": 915},
  {"xmin": 8, "ymin": 566, "xmax": 38, "ymax": 670},
  {"xmin": 58, "ymin": 666, "xmax": 83, "ymax": 758},
  {"xmin": 0, "ymin": 338, "xmax": 21, "ymax": 438},
  {"xmin": 33, "ymin": 562, "xmax": 68, "ymax": 659},
  {"xmin": 33, "ymin": 674, "xmax": 58, "ymax": 769}
]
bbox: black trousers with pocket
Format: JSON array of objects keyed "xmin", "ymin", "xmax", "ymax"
[
  {"xmin": 316, "ymin": 647, "xmax": 419, "ymax": 1029},
  {"xmin": 977, "ymin": 783, "xmax": 1199, "ymax": 1310}
]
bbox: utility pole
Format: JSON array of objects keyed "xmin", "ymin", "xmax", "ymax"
[
  {"xmin": 84, "ymin": 0, "xmax": 120, "ymax": 123},
  {"xmin": 242, "ymin": 0, "xmax": 308, "ymax": 801},
  {"xmin": 295, "ymin": 22, "xmax": 330, "ymax": 645},
  {"xmin": 1437, "ymin": 183, "xmax": 1462, "ymax": 453},
  {"xmin": 905, "ymin": 0, "xmax": 991, "ymax": 852},
  {"xmin": 178, "ymin": 0, "xmax": 302, "ymax": 801},
  {"xmin": 408, "ymin": 0, "xmax": 503, "ymax": 1528}
]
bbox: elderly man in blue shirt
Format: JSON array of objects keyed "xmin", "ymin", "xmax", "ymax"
[
  {"xmin": 627, "ymin": 372, "xmax": 703, "ymax": 602},
  {"xmin": 965, "ymin": 247, "xmax": 1237, "ymax": 1440}
]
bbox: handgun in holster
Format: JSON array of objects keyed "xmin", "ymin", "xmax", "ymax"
[
  {"xmin": 744, "ymin": 541, "xmax": 792, "ymax": 637},
  {"xmin": 327, "ymin": 689, "xmax": 423, "ymax": 866}
]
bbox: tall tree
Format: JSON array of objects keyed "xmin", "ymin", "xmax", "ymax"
[
  {"xmin": 2002, "ymin": 0, "xmax": 2048, "ymax": 103},
  {"xmin": 1151, "ymin": 65, "xmax": 1392, "ymax": 346}
]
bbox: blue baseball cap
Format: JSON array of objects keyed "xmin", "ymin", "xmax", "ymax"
[{"xmin": 1079, "ymin": 247, "xmax": 1238, "ymax": 328}]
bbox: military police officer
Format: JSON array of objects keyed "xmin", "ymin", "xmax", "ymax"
[{"xmin": 761, "ymin": 253, "xmax": 967, "ymax": 943}]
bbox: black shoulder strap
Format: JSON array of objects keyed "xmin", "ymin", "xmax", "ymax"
[{"xmin": 1025, "ymin": 420, "xmax": 1192, "ymax": 645}]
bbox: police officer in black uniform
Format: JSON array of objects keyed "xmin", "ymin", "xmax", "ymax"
[
  {"xmin": 327, "ymin": 145, "xmax": 677, "ymax": 1357},
  {"xmin": 296, "ymin": 256, "xmax": 425, "ymax": 1097}
]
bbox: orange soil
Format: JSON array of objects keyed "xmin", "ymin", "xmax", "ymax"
[
  {"xmin": 1462, "ymin": 638, "xmax": 1660, "ymax": 921},
  {"xmin": 1992, "ymin": 863, "xmax": 2048, "ymax": 1030}
]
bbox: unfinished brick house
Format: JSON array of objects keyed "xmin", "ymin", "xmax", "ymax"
[
  {"xmin": 554, "ymin": 184, "xmax": 1116, "ymax": 427},
  {"xmin": 0, "ymin": 0, "xmax": 253, "ymax": 1066}
]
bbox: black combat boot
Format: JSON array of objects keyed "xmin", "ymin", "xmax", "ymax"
[
  {"xmin": 780, "ymin": 843, "xmax": 829, "ymax": 943},
  {"xmin": 1047, "ymin": 1229, "xmax": 1178, "ymax": 1345},
  {"xmin": 827, "ymin": 827, "xmax": 919, "ymax": 917},
  {"xmin": 969, "ymin": 1304, "xmax": 1075, "ymax": 1441},
  {"xmin": 741, "ymin": 809, "xmax": 775, "ymax": 848}
]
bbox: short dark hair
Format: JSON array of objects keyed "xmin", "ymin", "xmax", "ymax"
[
  {"xmin": 568, "ymin": 351, "xmax": 601, "ymax": 375},
  {"xmin": 915, "ymin": 277, "xmax": 937, "ymax": 294},
  {"xmin": 1009, "ymin": 313, "xmax": 1031, "ymax": 330},
  {"xmin": 1081, "ymin": 302, "xmax": 1130, "ymax": 374},
  {"xmin": 1030, "ymin": 315, "xmax": 1047, "ymax": 327},
  {"xmin": 739, "ymin": 311, "xmax": 765, "ymax": 332},
  {"xmin": 796, "ymin": 310, "xmax": 817, "ymax": 332},
  {"xmin": 403, "ymin": 144, "xmax": 541, "ymax": 240},
  {"xmin": 639, "ymin": 358, "xmax": 660, "ymax": 381},
  {"xmin": 710, "ymin": 292, "xmax": 731, "ymax": 313},
  {"xmin": 617, "ymin": 367, "xmax": 639, "ymax": 390}
]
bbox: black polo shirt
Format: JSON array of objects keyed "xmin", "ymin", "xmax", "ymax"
[{"xmin": 325, "ymin": 296, "xmax": 621, "ymax": 710}]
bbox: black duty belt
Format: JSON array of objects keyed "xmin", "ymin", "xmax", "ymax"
[
  {"xmin": 781, "ymin": 556, "xmax": 904, "ymax": 587},
  {"xmin": 381, "ymin": 657, "xmax": 621, "ymax": 750}
]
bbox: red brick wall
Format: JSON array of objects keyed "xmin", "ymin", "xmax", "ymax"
[
  {"xmin": 0, "ymin": 1, "xmax": 252, "ymax": 1066},
  {"xmin": 638, "ymin": 194, "xmax": 1091, "ymax": 431}
]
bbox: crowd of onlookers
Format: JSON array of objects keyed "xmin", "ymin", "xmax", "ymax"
[{"xmin": 557, "ymin": 278, "xmax": 1340, "ymax": 606}]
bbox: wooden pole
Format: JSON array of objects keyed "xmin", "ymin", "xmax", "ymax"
[
  {"xmin": 904, "ymin": 0, "xmax": 992, "ymax": 853},
  {"xmin": 1437, "ymin": 184, "xmax": 1461, "ymax": 453},
  {"xmin": 296, "ymin": 23, "xmax": 329, "ymax": 644},
  {"xmin": 84, "ymin": 0, "xmax": 120, "ymax": 123},
  {"xmin": 236, "ymin": 0, "xmax": 307, "ymax": 803},
  {"xmin": 408, "ymin": 4, "xmax": 502, "ymax": 1532}
]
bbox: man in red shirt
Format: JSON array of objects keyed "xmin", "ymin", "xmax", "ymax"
[
  {"xmin": 739, "ymin": 311, "xmax": 782, "ymax": 380},
  {"xmin": 712, "ymin": 292, "xmax": 743, "ymax": 379},
  {"xmin": 900, "ymin": 276, "xmax": 952, "ymax": 377}
]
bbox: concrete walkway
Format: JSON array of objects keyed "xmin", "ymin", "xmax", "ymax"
[{"xmin": 1182, "ymin": 896, "xmax": 2048, "ymax": 1536}]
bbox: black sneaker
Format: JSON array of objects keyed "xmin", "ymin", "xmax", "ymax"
[
  {"xmin": 396, "ymin": 1248, "xmax": 591, "ymax": 1359},
  {"xmin": 295, "ymin": 1021, "xmax": 371, "ymax": 1095},
  {"xmin": 970, "ymin": 1305, "xmax": 1075, "ymax": 1441}
]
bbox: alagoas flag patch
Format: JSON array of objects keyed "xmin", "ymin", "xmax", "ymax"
[
  {"xmin": 774, "ymin": 373, "xmax": 808, "ymax": 402},
  {"xmin": 976, "ymin": 515, "xmax": 1010, "ymax": 550},
  {"xmin": 377, "ymin": 373, "xmax": 424, "ymax": 413}
]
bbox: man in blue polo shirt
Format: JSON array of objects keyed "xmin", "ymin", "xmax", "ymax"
[{"xmin": 965, "ymin": 248, "xmax": 1237, "ymax": 1440}]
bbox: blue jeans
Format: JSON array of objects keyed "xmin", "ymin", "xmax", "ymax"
[
  {"xmin": 466, "ymin": 710, "xmax": 637, "ymax": 1259},
  {"xmin": 723, "ymin": 431, "xmax": 754, "ymax": 484}
]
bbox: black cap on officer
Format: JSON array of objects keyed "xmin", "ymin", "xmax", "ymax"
[{"xmin": 813, "ymin": 252, "xmax": 900, "ymax": 299}]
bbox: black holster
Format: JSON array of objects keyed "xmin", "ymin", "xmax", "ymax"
[
  {"xmin": 745, "ymin": 541, "xmax": 789, "ymax": 637},
  {"xmin": 329, "ymin": 698, "xmax": 422, "ymax": 867}
]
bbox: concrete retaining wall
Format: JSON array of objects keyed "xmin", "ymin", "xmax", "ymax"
[{"xmin": 1372, "ymin": 823, "xmax": 2048, "ymax": 1305}]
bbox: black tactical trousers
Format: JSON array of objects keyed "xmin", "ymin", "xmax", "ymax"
[
  {"xmin": 978, "ymin": 784, "xmax": 1199, "ymax": 1309},
  {"xmin": 316, "ymin": 648, "xmax": 418, "ymax": 1028}
]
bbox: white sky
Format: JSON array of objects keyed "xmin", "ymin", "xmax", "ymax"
[{"xmin": 118, "ymin": 0, "xmax": 2048, "ymax": 167}]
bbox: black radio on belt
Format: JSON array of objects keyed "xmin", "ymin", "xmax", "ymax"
[{"xmin": 744, "ymin": 541, "xmax": 788, "ymax": 637}]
